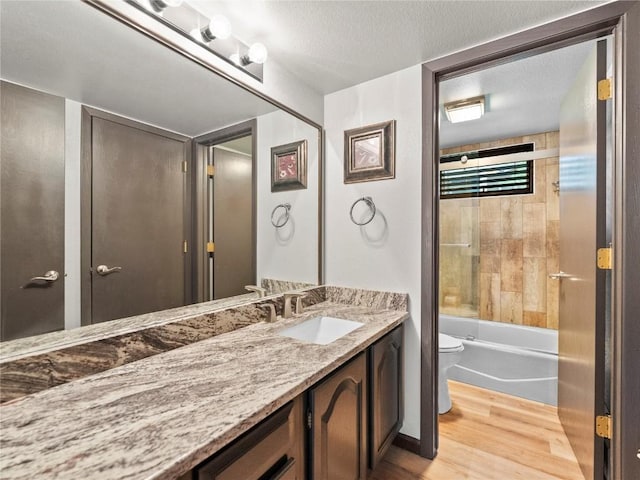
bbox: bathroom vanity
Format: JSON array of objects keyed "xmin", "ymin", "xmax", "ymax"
[{"xmin": 0, "ymin": 286, "xmax": 407, "ymax": 479}]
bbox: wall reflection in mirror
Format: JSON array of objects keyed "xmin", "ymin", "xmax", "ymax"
[{"xmin": 0, "ymin": 0, "xmax": 321, "ymax": 342}]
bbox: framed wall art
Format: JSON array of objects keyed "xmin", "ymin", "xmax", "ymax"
[
  {"xmin": 344, "ymin": 120, "xmax": 396, "ymax": 183},
  {"xmin": 271, "ymin": 139, "xmax": 307, "ymax": 192}
]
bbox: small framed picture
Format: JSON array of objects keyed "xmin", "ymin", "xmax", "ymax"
[
  {"xmin": 271, "ymin": 139, "xmax": 307, "ymax": 192},
  {"xmin": 344, "ymin": 120, "xmax": 396, "ymax": 183}
]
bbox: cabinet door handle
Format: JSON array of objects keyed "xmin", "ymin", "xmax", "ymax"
[{"xmin": 270, "ymin": 457, "xmax": 295, "ymax": 480}]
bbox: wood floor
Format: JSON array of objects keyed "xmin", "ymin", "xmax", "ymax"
[{"xmin": 369, "ymin": 381, "xmax": 585, "ymax": 480}]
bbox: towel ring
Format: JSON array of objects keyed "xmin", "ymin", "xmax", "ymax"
[
  {"xmin": 271, "ymin": 203, "xmax": 291, "ymax": 228},
  {"xmin": 350, "ymin": 197, "xmax": 376, "ymax": 226}
]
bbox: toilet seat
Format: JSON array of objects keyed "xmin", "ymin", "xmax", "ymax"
[{"xmin": 439, "ymin": 333, "xmax": 464, "ymax": 353}]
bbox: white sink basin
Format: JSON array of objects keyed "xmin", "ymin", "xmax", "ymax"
[{"xmin": 278, "ymin": 316, "xmax": 364, "ymax": 345}]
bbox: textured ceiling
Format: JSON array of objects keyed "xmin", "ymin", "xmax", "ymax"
[
  {"xmin": 439, "ymin": 39, "xmax": 597, "ymax": 148},
  {"xmin": 1, "ymin": 0, "xmax": 610, "ymax": 140},
  {"xmin": 190, "ymin": 0, "xmax": 607, "ymax": 95}
]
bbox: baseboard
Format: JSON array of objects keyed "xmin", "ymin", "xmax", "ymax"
[{"xmin": 392, "ymin": 433, "xmax": 421, "ymax": 455}]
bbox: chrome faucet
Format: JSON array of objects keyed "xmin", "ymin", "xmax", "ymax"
[
  {"xmin": 283, "ymin": 292, "xmax": 307, "ymax": 318},
  {"xmin": 245, "ymin": 285, "xmax": 267, "ymax": 298},
  {"xmin": 258, "ymin": 302, "xmax": 277, "ymax": 322}
]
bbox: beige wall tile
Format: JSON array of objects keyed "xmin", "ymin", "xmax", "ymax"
[
  {"xmin": 440, "ymin": 203, "xmax": 460, "ymax": 243},
  {"xmin": 492, "ymin": 137, "xmax": 523, "ymax": 148},
  {"xmin": 442, "ymin": 146, "xmax": 462, "ymax": 154},
  {"xmin": 460, "ymin": 206, "xmax": 477, "ymax": 247},
  {"xmin": 480, "ymin": 273, "xmax": 501, "ymax": 321},
  {"xmin": 480, "ymin": 198, "xmax": 501, "ymax": 223},
  {"xmin": 547, "ymin": 280, "xmax": 560, "ymax": 329},
  {"xmin": 501, "ymin": 197, "xmax": 523, "ymax": 239},
  {"xmin": 546, "ymin": 163, "xmax": 560, "ymax": 221},
  {"xmin": 480, "ymin": 221, "xmax": 501, "ymax": 256},
  {"xmin": 480, "ymin": 255, "xmax": 501, "ymax": 274},
  {"xmin": 523, "ymin": 203, "xmax": 546, "ymax": 257},
  {"xmin": 500, "ymin": 292, "xmax": 523, "ymax": 324},
  {"xmin": 444, "ymin": 131, "xmax": 560, "ymax": 330},
  {"xmin": 523, "ymin": 257, "xmax": 546, "ymax": 312},
  {"xmin": 523, "ymin": 133, "xmax": 547, "ymax": 150},
  {"xmin": 546, "ymin": 220, "xmax": 560, "ymax": 260},
  {"xmin": 547, "ymin": 254, "xmax": 559, "ymax": 277},
  {"xmin": 500, "ymin": 239, "xmax": 523, "ymax": 292},
  {"xmin": 523, "ymin": 311, "xmax": 547, "ymax": 328},
  {"xmin": 546, "ymin": 131, "xmax": 559, "ymax": 149}
]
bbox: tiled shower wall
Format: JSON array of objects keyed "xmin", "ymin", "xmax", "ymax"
[{"xmin": 439, "ymin": 131, "xmax": 560, "ymax": 330}]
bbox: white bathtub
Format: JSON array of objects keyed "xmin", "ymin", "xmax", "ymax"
[{"xmin": 440, "ymin": 314, "xmax": 558, "ymax": 405}]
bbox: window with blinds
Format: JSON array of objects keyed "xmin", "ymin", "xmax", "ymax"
[{"xmin": 439, "ymin": 143, "xmax": 534, "ymax": 199}]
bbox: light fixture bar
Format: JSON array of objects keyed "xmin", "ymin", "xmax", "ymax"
[
  {"xmin": 129, "ymin": 0, "xmax": 266, "ymax": 82},
  {"xmin": 444, "ymin": 95, "xmax": 486, "ymax": 123}
]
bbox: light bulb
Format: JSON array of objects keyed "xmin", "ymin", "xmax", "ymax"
[
  {"xmin": 207, "ymin": 15, "xmax": 231, "ymax": 40},
  {"xmin": 248, "ymin": 42, "xmax": 268, "ymax": 64}
]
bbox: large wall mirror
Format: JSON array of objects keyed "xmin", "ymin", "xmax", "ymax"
[{"xmin": 0, "ymin": 0, "xmax": 322, "ymax": 342}]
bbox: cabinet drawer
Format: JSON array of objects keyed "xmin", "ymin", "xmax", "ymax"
[{"xmin": 195, "ymin": 401, "xmax": 298, "ymax": 480}]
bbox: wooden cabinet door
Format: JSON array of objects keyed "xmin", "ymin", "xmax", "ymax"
[
  {"xmin": 369, "ymin": 326, "xmax": 403, "ymax": 469},
  {"xmin": 309, "ymin": 353, "xmax": 367, "ymax": 480}
]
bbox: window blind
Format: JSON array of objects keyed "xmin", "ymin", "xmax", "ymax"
[{"xmin": 440, "ymin": 160, "xmax": 533, "ymax": 199}]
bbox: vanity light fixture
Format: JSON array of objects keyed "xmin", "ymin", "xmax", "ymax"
[
  {"xmin": 444, "ymin": 95, "xmax": 486, "ymax": 123},
  {"xmin": 149, "ymin": 0, "xmax": 183, "ymax": 13},
  {"xmin": 131, "ymin": 0, "xmax": 268, "ymax": 81}
]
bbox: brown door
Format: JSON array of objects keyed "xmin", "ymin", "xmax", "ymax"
[
  {"xmin": 310, "ymin": 353, "xmax": 367, "ymax": 480},
  {"xmin": 557, "ymin": 40, "xmax": 607, "ymax": 480},
  {"xmin": 84, "ymin": 109, "xmax": 189, "ymax": 324},
  {"xmin": 1, "ymin": 81, "xmax": 65, "ymax": 341},
  {"xmin": 211, "ymin": 143, "xmax": 254, "ymax": 299}
]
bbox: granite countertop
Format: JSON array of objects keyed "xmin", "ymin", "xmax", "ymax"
[
  {"xmin": 0, "ymin": 300, "xmax": 407, "ymax": 480},
  {"xmin": 0, "ymin": 293, "xmax": 262, "ymax": 362}
]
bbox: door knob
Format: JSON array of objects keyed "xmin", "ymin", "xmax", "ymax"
[
  {"xmin": 96, "ymin": 265, "xmax": 122, "ymax": 276},
  {"xmin": 548, "ymin": 271, "xmax": 572, "ymax": 280},
  {"xmin": 29, "ymin": 270, "xmax": 59, "ymax": 283}
]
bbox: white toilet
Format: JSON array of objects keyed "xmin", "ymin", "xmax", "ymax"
[{"xmin": 438, "ymin": 333, "xmax": 464, "ymax": 414}]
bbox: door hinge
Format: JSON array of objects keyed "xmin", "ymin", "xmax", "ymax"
[
  {"xmin": 306, "ymin": 410, "xmax": 312, "ymax": 430},
  {"xmin": 598, "ymin": 78, "xmax": 612, "ymax": 101},
  {"xmin": 597, "ymin": 247, "xmax": 612, "ymax": 270},
  {"xmin": 182, "ymin": 160, "xmax": 188, "ymax": 173},
  {"xmin": 596, "ymin": 414, "xmax": 611, "ymax": 439},
  {"xmin": 183, "ymin": 240, "xmax": 188, "ymax": 253},
  {"xmin": 206, "ymin": 242, "xmax": 215, "ymax": 253},
  {"xmin": 206, "ymin": 165, "xmax": 215, "ymax": 176}
]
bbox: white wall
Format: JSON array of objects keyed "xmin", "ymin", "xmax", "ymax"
[
  {"xmin": 256, "ymin": 111, "xmax": 319, "ymax": 284},
  {"xmin": 64, "ymin": 100, "xmax": 82, "ymax": 330},
  {"xmin": 324, "ymin": 65, "xmax": 423, "ymax": 438}
]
